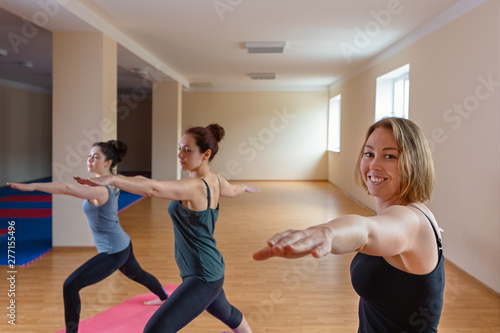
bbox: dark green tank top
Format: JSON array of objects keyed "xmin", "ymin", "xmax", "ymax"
[{"xmin": 168, "ymin": 178, "xmax": 224, "ymax": 282}]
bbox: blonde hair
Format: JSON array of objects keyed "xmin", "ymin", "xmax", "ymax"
[{"xmin": 354, "ymin": 117, "xmax": 434, "ymax": 203}]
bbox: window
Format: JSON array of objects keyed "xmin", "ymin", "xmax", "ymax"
[
  {"xmin": 328, "ymin": 94, "xmax": 341, "ymax": 152},
  {"xmin": 375, "ymin": 64, "xmax": 410, "ymax": 121}
]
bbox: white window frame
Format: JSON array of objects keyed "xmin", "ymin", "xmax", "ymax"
[{"xmin": 375, "ymin": 64, "xmax": 410, "ymax": 121}]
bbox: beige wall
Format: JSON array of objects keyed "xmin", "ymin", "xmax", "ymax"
[
  {"xmin": 0, "ymin": 84, "xmax": 52, "ymax": 185},
  {"xmin": 183, "ymin": 91, "xmax": 329, "ymax": 180},
  {"xmin": 328, "ymin": 0, "xmax": 499, "ymax": 292}
]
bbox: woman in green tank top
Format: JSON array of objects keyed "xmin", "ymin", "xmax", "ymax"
[{"xmin": 76, "ymin": 124, "xmax": 258, "ymax": 333}]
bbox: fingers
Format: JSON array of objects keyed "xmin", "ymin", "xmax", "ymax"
[
  {"xmin": 254, "ymin": 227, "xmax": 332, "ymax": 261},
  {"xmin": 270, "ymin": 229, "xmax": 315, "ymax": 251},
  {"xmin": 7, "ymin": 183, "xmax": 30, "ymax": 191},
  {"xmin": 266, "ymin": 229, "xmax": 295, "ymax": 247},
  {"xmin": 73, "ymin": 176, "xmax": 99, "ymax": 186},
  {"xmin": 252, "ymin": 230, "xmax": 301, "ymax": 261},
  {"xmin": 73, "ymin": 176, "xmax": 89, "ymax": 185},
  {"xmin": 311, "ymin": 243, "xmax": 331, "ymax": 258},
  {"xmin": 247, "ymin": 185, "xmax": 260, "ymax": 193},
  {"xmin": 253, "ymin": 229, "xmax": 324, "ymax": 261},
  {"xmin": 252, "ymin": 247, "xmax": 275, "ymax": 261}
]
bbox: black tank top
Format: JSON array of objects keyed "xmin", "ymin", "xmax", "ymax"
[{"xmin": 350, "ymin": 207, "xmax": 445, "ymax": 332}]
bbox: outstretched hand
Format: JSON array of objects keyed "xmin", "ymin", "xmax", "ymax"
[
  {"xmin": 245, "ymin": 184, "xmax": 260, "ymax": 193},
  {"xmin": 252, "ymin": 226, "xmax": 333, "ymax": 261},
  {"xmin": 7, "ymin": 183, "xmax": 36, "ymax": 192},
  {"xmin": 74, "ymin": 175, "xmax": 113, "ymax": 187}
]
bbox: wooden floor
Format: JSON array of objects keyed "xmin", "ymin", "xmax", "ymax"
[{"xmin": 3, "ymin": 181, "xmax": 499, "ymax": 332}]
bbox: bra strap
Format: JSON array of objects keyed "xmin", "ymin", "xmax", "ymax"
[
  {"xmin": 217, "ymin": 176, "xmax": 221, "ymax": 203},
  {"xmin": 412, "ymin": 206, "xmax": 443, "ymax": 253},
  {"xmin": 200, "ymin": 179, "xmax": 211, "ymax": 210}
]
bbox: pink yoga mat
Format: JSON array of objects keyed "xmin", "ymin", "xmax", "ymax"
[{"xmin": 55, "ymin": 285, "xmax": 178, "ymax": 333}]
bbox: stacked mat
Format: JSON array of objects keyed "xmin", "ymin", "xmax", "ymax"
[
  {"xmin": 0, "ymin": 176, "xmax": 145, "ymax": 266},
  {"xmin": 0, "ymin": 183, "xmax": 52, "ymax": 266}
]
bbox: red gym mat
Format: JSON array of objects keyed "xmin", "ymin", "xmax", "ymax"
[
  {"xmin": 55, "ymin": 285, "xmax": 178, "ymax": 333},
  {"xmin": 0, "ymin": 208, "xmax": 52, "ymax": 218},
  {"xmin": 0, "ymin": 195, "xmax": 51, "ymax": 202}
]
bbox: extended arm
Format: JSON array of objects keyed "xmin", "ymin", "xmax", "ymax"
[
  {"xmin": 219, "ymin": 176, "xmax": 259, "ymax": 198},
  {"xmin": 253, "ymin": 205, "xmax": 421, "ymax": 260},
  {"xmin": 7, "ymin": 181, "xmax": 108, "ymax": 202},
  {"xmin": 74, "ymin": 175, "xmax": 197, "ymax": 201}
]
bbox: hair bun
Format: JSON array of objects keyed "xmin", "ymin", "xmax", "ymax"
[
  {"xmin": 107, "ymin": 140, "xmax": 128, "ymax": 164},
  {"xmin": 206, "ymin": 124, "xmax": 225, "ymax": 143}
]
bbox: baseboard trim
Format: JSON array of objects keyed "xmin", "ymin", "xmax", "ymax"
[{"xmin": 445, "ymin": 259, "xmax": 499, "ymax": 299}]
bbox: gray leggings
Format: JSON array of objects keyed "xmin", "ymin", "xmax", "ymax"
[{"xmin": 143, "ymin": 276, "xmax": 243, "ymax": 332}]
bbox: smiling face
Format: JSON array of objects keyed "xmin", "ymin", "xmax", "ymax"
[
  {"xmin": 360, "ymin": 128, "xmax": 401, "ymax": 207},
  {"xmin": 87, "ymin": 146, "xmax": 112, "ymax": 176},
  {"xmin": 177, "ymin": 134, "xmax": 210, "ymax": 172}
]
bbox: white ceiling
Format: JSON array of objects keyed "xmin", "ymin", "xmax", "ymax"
[{"xmin": 0, "ymin": 0, "xmax": 483, "ymax": 93}]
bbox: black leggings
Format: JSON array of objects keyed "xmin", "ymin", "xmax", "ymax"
[
  {"xmin": 63, "ymin": 242, "xmax": 167, "ymax": 333},
  {"xmin": 143, "ymin": 276, "xmax": 242, "ymax": 333}
]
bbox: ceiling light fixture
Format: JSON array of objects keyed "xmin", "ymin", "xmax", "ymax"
[
  {"xmin": 133, "ymin": 68, "xmax": 148, "ymax": 77},
  {"xmin": 0, "ymin": 48, "xmax": 7, "ymax": 56},
  {"xmin": 248, "ymin": 73, "xmax": 276, "ymax": 80},
  {"xmin": 245, "ymin": 42, "xmax": 286, "ymax": 54}
]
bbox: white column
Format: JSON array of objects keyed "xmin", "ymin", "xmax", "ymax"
[
  {"xmin": 52, "ymin": 32, "xmax": 117, "ymax": 246},
  {"xmin": 152, "ymin": 82, "xmax": 182, "ymax": 181}
]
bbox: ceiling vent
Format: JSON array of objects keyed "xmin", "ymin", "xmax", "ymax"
[
  {"xmin": 245, "ymin": 42, "xmax": 286, "ymax": 54},
  {"xmin": 249, "ymin": 73, "xmax": 276, "ymax": 80}
]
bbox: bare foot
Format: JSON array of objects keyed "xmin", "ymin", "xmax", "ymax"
[{"xmin": 143, "ymin": 298, "xmax": 165, "ymax": 305}]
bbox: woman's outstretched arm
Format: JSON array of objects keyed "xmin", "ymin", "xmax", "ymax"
[
  {"xmin": 7, "ymin": 181, "xmax": 108, "ymax": 203},
  {"xmin": 253, "ymin": 205, "xmax": 424, "ymax": 260},
  {"xmin": 74, "ymin": 175, "xmax": 199, "ymax": 201},
  {"xmin": 218, "ymin": 176, "xmax": 260, "ymax": 198}
]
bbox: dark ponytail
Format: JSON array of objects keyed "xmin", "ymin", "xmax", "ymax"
[
  {"xmin": 92, "ymin": 140, "xmax": 128, "ymax": 173},
  {"xmin": 185, "ymin": 124, "xmax": 225, "ymax": 161}
]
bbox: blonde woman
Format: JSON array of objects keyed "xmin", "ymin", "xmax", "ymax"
[{"xmin": 254, "ymin": 117, "xmax": 445, "ymax": 333}]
